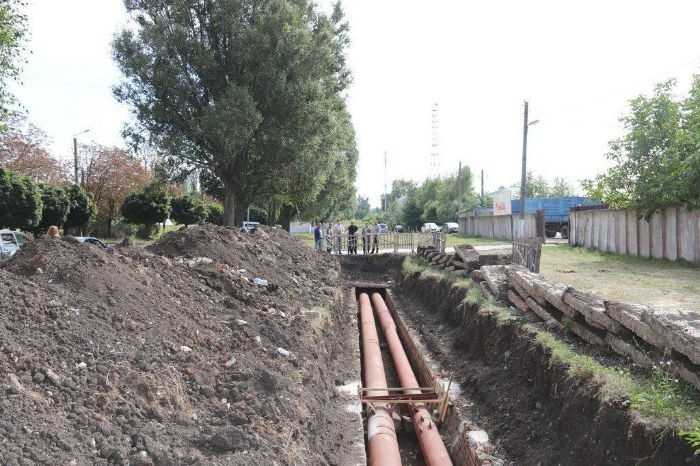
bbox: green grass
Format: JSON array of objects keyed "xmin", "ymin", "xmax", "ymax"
[
  {"xmin": 446, "ymin": 234, "xmax": 512, "ymax": 247},
  {"xmin": 404, "ymin": 258, "xmax": 700, "ymax": 449},
  {"xmin": 529, "ymin": 326, "xmax": 700, "ymax": 438},
  {"xmin": 540, "ymin": 244, "xmax": 700, "ymax": 311}
]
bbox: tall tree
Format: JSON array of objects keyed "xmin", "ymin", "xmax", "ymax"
[
  {"xmin": 0, "ymin": 117, "xmax": 69, "ymax": 184},
  {"xmin": 64, "ymin": 185, "xmax": 96, "ymax": 234},
  {"xmin": 113, "ymin": 0, "xmax": 353, "ymax": 227},
  {"xmin": 583, "ymin": 80, "xmax": 695, "ymax": 219},
  {"xmin": 37, "ymin": 184, "xmax": 70, "ymax": 233},
  {"xmin": 0, "ymin": 166, "xmax": 42, "ymax": 230},
  {"xmin": 0, "ymin": 0, "xmax": 27, "ymax": 123},
  {"xmin": 549, "ymin": 177, "xmax": 575, "ymax": 197},
  {"xmin": 81, "ymin": 144, "xmax": 151, "ymax": 237},
  {"xmin": 355, "ymin": 195, "xmax": 370, "ymax": 219}
]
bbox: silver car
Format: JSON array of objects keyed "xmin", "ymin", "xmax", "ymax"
[{"xmin": 0, "ymin": 230, "xmax": 31, "ymax": 260}]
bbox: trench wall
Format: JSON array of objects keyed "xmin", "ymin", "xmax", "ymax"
[{"xmin": 399, "ymin": 270, "xmax": 696, "ymax": 465}]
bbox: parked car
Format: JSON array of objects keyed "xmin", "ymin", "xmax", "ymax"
[
  {"xmin": 442, "ymin": 222, "xmax": 459, "ymax": 234},
  {"xmin": 378, "ymin": 223, "xmax": 389, "ymax": 234},
  {"xmin": 394, "ymin": 224, "xmax": 404, "ymax": 233},
  {"xmin": 242, "ymin": 221, "xmax": 260, "ymax": 231},
  {"xmin": 421, "ymin": 223, "xmax": 440, "ymax": 233},
  {"xmin": 0, "ymin": 230, "xmax": 31, "ymax": 260},
  {"xmin": 75, "ymin": 237, "xmax": 108, "ymax": 249}
]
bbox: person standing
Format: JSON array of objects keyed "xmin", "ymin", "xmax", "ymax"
[
  {"xmin": 362, "ymin": 222, "xmax": 371, "ymax": 255},
  {"xmin": 333, "ymin": 219, "xmax": 344, "ymax": 254},
  {"xmin": 313, "ymin": 223, "xmax": 323, "ymax": 251},
  {"xmin": 371, "ymin": 220, "xmax": 380, "ymax": 254},
  {"xmin": 347, "ymin": 220, "xmax": 359, "ymax": 255},
  {"xmin": 326, "ymin": 222, "xmax": 334, "ymax": 253}
]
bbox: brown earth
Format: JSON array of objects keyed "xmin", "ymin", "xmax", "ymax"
[
  {"xmin": 398, "ymin": 269, "xmax": 698, "ymax": 466},
  {"xmin": 0, "ymin": 224, "xmax": 359, "ymax": 465}
]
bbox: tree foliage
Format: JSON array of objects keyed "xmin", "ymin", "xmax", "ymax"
[
  {"xmin": 170, "ymin": 193, "xmax": 206, "ymax": 226},
  {"xmin": 374, "ymin": 170, "xmax": 479, "ymax": 230},
  {"xmin": 0, "ymin": 0, "xmax": 27, "ymax": 121},
  {"xmin": 81, "ymin": 144, "xmax": 150, "ymax": 236},
  {"xmin": 355, "ymin": 195, "xmax": 370, "ymax": 219},
  {"xmin": 120, "ymin": 183, "xmax": 170, "ymax": 227},
  {"xmin": 37, "ymin": 183, "xmax": 70, "ymax": 232},
  {"xmin": 0, "ymin": 166, "xmax": 42, "ymax": 230},
  {"xmin": 113, "ymin": 0, "xmax": 354, "ymax": 226},
  {"xmin": 584, "ymin": 79, "xmax": 700, "ymax": 219},
  {"xmin": 205, "ymin": 202, "xmax": 224, "ymax": 226},
  {"xmin": 0, "ymin": 117, "xmax": 69, "ymax": 184},
  {"xmin": 64, "ymin": 184, "xmax": 96, "ymax": 232}
]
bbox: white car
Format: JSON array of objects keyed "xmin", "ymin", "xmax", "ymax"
[
  {"xmin": 242, "ymin": 221, "xmax": 260, "ymax": 231},
  {"xmin": 420, "ymin": 223, "xmax": 441, "ymax": 233},
  {"xmin": 443, "ymin": 222, "xmax": 459, "ymax": 234},
  {"xmin": 0, "ymin": 230, "xmax": 31, "ymax": 260}
]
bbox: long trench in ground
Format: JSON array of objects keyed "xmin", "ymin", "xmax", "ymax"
[
  {"xmin": 360, "ymin": 289, "xmax": 425, "ymax": 465},
  {"xmin": 342, "ymin": 252, "xmax": 507, "ymax": 466}
]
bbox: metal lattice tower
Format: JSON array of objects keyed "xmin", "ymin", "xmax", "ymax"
[{"xmin": 430, "ymin": 102, "xmax": 439, "ymax": 177}]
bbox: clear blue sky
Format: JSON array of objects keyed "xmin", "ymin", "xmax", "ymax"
[{"xmin": 11, "ymin": 0, "xmax": 700, "ymax": 207}]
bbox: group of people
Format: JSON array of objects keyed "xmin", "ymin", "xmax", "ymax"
[{"xmin": 313, "ymin": 219, "xmax": 382, "ymax": 255}]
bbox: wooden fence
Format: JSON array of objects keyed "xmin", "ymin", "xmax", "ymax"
[
  {"xmin": 320, "ymin": 231, "xmax": 444, "ymax": 253},
  {"xmin": 569, "ymin": 206, "xmax": 700, "ymax": 264}
]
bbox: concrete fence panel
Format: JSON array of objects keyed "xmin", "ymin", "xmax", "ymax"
[
  {"xmin": 570, "ymin": 206, "xmax": 700, "ymax": 264},
  {"xmin": 458, "ymin": 212, "xmax": 537, "ymax": 241}
]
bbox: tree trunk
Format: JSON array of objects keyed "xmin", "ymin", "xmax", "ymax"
[
  {"xmin": 277, "ymin": 205, "xmax": 296, "ymax": 232},
  {"xmin": 107, "ymin": 218, "xmax": 112, "ymax": 238},
  {"xmin": 223, "ymin": 183, "xmax": 236, "ymax": 226}
]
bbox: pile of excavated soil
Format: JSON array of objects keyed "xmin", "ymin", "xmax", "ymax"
[{"xmin": 0, "ymin": 225, "xmax": 354, "ymax": 465}]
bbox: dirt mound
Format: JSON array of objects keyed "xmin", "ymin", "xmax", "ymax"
[{"xmin": 0, "ymin": 227, "xmax": 353, "ymax": 465}]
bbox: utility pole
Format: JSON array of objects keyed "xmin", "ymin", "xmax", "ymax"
[
  {"xmin": 73, "ymin": 137, "xmax": 79, "ymax": 185},
  {"xmin": 480, "ymin": 170, "xmax": 484, "ymax": 207},
  {"xmin": 457, "ymin": 162, "xmax": 462, "ymax": 210},
  {"xmin": 520, "ymin": 101, "xmax": 529, "ymax": 221},
  {"xmin": 384, "ymin": 150, "xmax": 388, "ymax": 213},
  {"xmin": 73, "ymin": 129, "xmax": 90, "ymax": 185}
]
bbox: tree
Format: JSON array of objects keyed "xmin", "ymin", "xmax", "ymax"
[
  {"xmin": 549, "ymin": 177, "xmax": 575, "ymax": 197},
  {"xmin": 0, "ymin": 166, "xmax": 42, "ymax": 230},
  {"xmin": 120, "ymin": 183, "xmax": 171, "ymax": 231},
  {"xmin": 81, "ymin": 144, "xmax": 150, "ymax": 237},
  {"xmin": 113, "ymin": 0, "xmax": 353, "ymax": 227},
  {"xmin": 205, "ymin": 203, "xmax": 224, "ymax": 226},
  {"xmin": 170, "ymin": 193, "xmax": 206, "ymax": 226},
  {"xmin": 0, "ymin": 117, "xmax": 69, "ymax": 184},
  {"xmin": 64, "ymin": 184, "xmax": 96, "ymax": 234},
  {"xmin": 0, "ymin": 0, "xmax": 27, "ymax": 122},
  {"xmin": 37, "ymin": 184, "xmax": 70, "ymax": 232},
  {"xmin": 583, "ymin": 79, "xmax": 698, "ymax": 219},
  {"xmin": 355, "ymin": 195, "xmax": 370, "ymax": 219}
]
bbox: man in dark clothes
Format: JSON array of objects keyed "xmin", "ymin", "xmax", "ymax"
[
  {"xmin": 347, "ymin": 220, "xmax": 359, "ymax": 255},
  {"xmin": 313, "ymin": 223, "xmax": 323, "ymax": 251}
]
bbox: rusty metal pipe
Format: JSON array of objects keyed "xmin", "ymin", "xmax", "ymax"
[
  {"xmin": 371, "ymin": 292, "xmax": 453, "ymax": 466},
  {"xmin": 358, "ymin": 293, "xmax": 402, "ymax": 466}
]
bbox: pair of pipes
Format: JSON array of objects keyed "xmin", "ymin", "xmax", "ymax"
[{"xmin": 359, "ymin": 292, "xmax": 452, "ymax": 466}]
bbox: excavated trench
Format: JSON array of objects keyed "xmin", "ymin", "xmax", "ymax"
[
  {"xmin": 338, "ymin": 254, "xmax": 698, "ymax": 466},
  {"xmin": 341, "ymin": 255, "xmax": 505, "ymax": 466}
]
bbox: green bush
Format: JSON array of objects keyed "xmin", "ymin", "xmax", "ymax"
[
  {"xmin": 37, "ymin": 184, "xmax": 70, "ymax": 232},
  {"xmin": 120, "ymin": 184, "xmax": 171, "ymax": 237},
  {"xmin": 0, "ymin": 167, "xmax": 43, "ymax": 231},
  {"xmin": 64, "ymin": 184, "xmax": 96, "ymax": 232},
  {"xmin": 170, "ymin": 194, "xmax": 207, "ymax": 226},
  {"xmin": 205, "ymin": 203, "xmax": 224, "ymax": 225}
]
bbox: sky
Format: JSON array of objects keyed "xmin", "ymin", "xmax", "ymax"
[{"xmin": 10, "ymin": 0, "xmax": 700, "ymax": 208}]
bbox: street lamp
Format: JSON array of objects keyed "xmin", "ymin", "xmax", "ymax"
[{"xmin": 73, "ymin": 129, "xmax": 90, "ymax": 185}]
